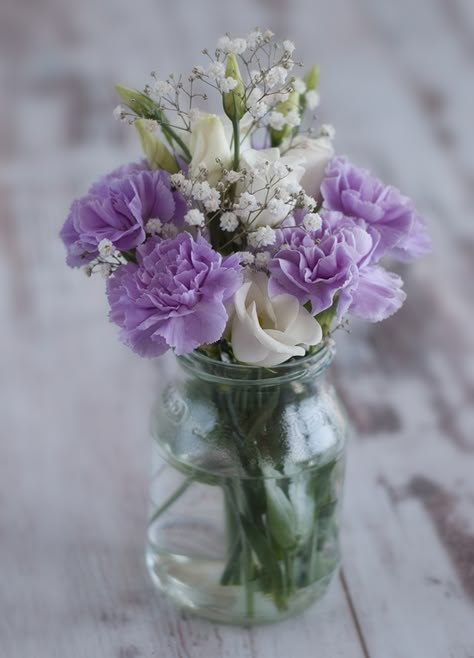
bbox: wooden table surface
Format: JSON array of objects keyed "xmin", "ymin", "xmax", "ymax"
[{"xmin": 1, "ymin": 1, "xmax": 474, "ymax": 656}]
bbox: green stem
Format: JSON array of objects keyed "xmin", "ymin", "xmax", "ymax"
[
  {"xmin": 154, "ymin": 110, "xmax": 192, "ymax": 161},
  {"xmin": 243, "ymin": 533, "xmax": 255, "ymax": 618},
  {"xmin": 231, "ymin": 110, "xmax": 240, "ymax": 171},
  {"xmin": 161, "ymin": 123, "xmax": 191, "ymax": 161},
  {"xmin": 148, "ymin": 476, "xmax": 193, "ymax": 527}
]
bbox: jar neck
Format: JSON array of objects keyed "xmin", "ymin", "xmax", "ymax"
[{"xmin": 177, "ymin": 341, "xmax": 335, "ymax": 386}]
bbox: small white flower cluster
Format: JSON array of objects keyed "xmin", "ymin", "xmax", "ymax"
[
  {"xmin": 238, "ymin": 249, "xmax": 272, "ymax": 270},
  {"xmin": 220, "ymin": 211, "xmax": 239, "ymax": 232},
  {"xmin": 145, "ymin": 218, "xmax": 178, "ymax": 239},
  {"xmin": 248, "ymin": 226, "xmax": 276, "ymax": 248},
  {"xmin": 82, "ymin": 239, "xmax": 127, "ymax": 278},
  {"xmin": 303, "ymin": 212, "xmax": 322, "ymax": 231},
  {"xmin": 319, "ymin": 123, "xmax": 336, "ymax": 139},
  {"xmin": 184, "ymin": 208, "xmax": 206, "ymax": 228},
  {"xmin": 171, "ymin": 172, "xmax": 222, "ymax": 219},
  {"xmin": 266, "ymin": 108, "xmax": 301, "ymax": 131},
  {"xmin": 113, "ymin": 105, "xmax": 126, "ymax": 122},
  {"xmin": 184, "ymin": 29, "xmax": 299, "ymax": 131}
]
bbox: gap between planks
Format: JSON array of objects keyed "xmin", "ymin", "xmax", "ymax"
[{"xmin": 340, "ymin": 567, "xmax": 372, "ymax": 658}]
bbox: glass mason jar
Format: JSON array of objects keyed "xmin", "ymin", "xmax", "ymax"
[{"xmin": 146, "ymin": 343, "xmax": 348, "ymax": 625}]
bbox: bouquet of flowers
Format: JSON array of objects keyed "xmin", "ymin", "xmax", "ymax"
[{"xmin": 60, "ymin": 29, "xmax": 430, "ymax": 622}]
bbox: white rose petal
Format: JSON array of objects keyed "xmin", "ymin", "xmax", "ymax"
[
  {"xmin": 281, "ymin": 135, "xmax": 335, "ymax": 199},
  {"xmin": 230, "ymin": 272, "xmax": 322, "ymax": 367},
  {"xmin": 189, "ymin": 113, "xmax": 232, "ymax": 186}
]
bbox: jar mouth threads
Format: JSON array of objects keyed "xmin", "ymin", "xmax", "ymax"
[{"xmin": 178, "ymin": 341, "xmax": 336, "ymax": 386}]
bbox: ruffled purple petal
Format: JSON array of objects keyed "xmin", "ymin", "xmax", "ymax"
[{"xmin": 348, "ymin": 265, "xmax": 406, "ymax": 322}]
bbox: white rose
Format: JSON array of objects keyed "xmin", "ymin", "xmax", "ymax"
[
  {"xmin": 282, "ymin": 135, "xmax": 334, "ymax": 200},
  {"xmin": 238, "ymin": 148, "xmax": 305, "ymax": 227},
  {"xmin": 189, "ymin": 114, "xmax": 232, "ymax": 186},
  {"xmin": 230, "ymin": 271, "xmax": 322, "ymax": 367}
]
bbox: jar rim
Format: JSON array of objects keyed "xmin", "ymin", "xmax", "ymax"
[{"xmin": 177, "ymin": 340, "xmax": 335, "ymax": 385}]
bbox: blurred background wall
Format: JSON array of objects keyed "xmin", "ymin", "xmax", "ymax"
[{"xmin": 1, "ymin": 0, "xmax": 472, "ymax": 415}]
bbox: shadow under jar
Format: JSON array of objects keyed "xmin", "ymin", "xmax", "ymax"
[{"xmin": 146, "ymin": 344, "xmax": 348, "ymax": 625}]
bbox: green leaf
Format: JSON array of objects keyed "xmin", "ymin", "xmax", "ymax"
[
  {"xmin": 135, "ymin": 119, "xmax": 178, "ymax": 173},
  {"xmin": 264, "ymin": 474, "xmax": 298, "ymax": 550}
]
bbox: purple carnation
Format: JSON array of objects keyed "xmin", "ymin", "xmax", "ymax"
[
  {"xmin": 106, "ymin": 232, "xmax": 242, "ymax": 357},
  {"xmin": 269, "ymin": 215, "xmax": 373, "ymax": 316},
  {"xmin": 321, "ymin": 156, "xmax": 431, "ymax": 262},
  {"xmin": 60, "ymin": 163, "xmax": 187, "ymax": 266},
  {"xmin": 269, "ymin": 214, "xmax": 406, "ymax": 322}
]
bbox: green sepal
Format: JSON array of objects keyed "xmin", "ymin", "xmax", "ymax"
[
  {"xmin": 315, "ymin": 297, "xmax": 339, "ymax": 337},
  {"xmin": 304, "ymin": 64, "xmax": 320, "ymax": 91},
  {"xmin": 135, "ymin": 119, "xmax": 178, "ymax": 173},
  {"xmin": 222, "ymin": 54, "xmax": 246, "ymax": 122},
  {"xmin": 270, "ymin": 91, "xmax": 300, "ymax": 147},
  {"xmin": 115, "ymin": 84, "xmax": 158, "ymax": 118}
]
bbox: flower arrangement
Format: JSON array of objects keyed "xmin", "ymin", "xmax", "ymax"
[{"xmin": 60, "ymin": 30, "xmax": 431, "ymax": 623}]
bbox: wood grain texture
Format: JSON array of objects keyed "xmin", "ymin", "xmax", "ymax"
[{"xmin": 1, "ymin": 0, "xmax": 473, "ymax": 656}]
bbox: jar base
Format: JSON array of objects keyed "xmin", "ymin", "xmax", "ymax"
[{"xmin": 146, "ymin": 545, "xmax": 338, "ymax": 625}]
